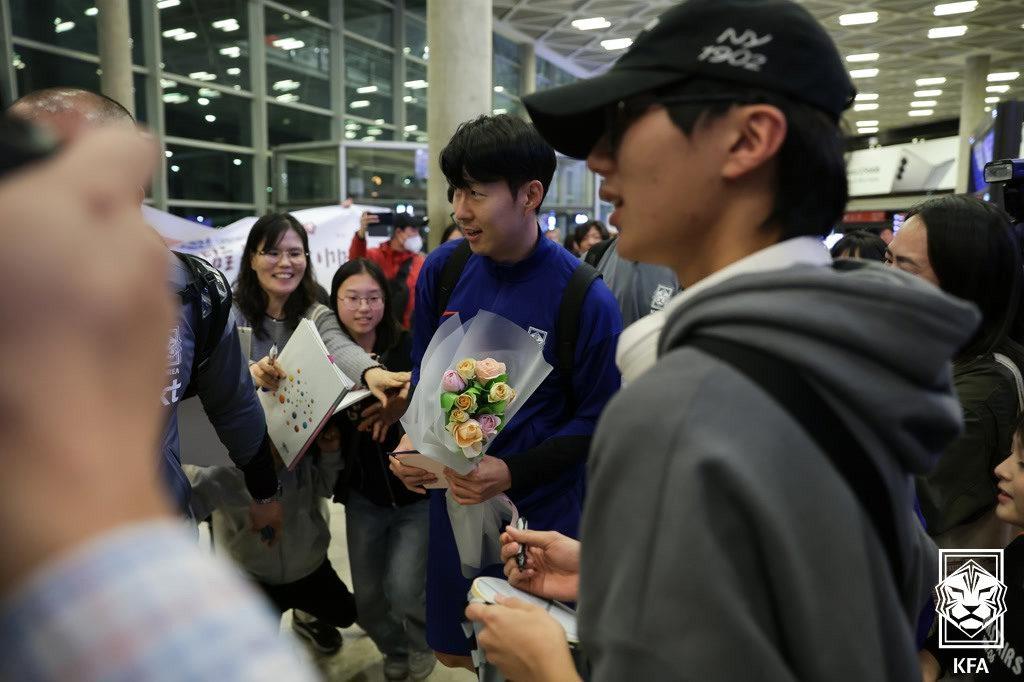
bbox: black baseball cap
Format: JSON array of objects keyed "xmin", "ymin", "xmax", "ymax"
[{"xmin": 523, "ymin": 0, "xmax": 856, "ymax": 159}]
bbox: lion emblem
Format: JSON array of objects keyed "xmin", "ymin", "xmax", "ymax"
[{"xmin": 936, "ymin": 559, "xmax": 1007, "ymax": 637}]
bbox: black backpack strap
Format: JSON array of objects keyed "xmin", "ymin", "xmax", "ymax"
[
  {"xmin": 174, "ymin": 251, "xmax": 233, "ymax": 400},
  {"xmin": 688, "ymin": 336, "xmax": 905, "ymax": 587},
  {"xmin": 434, "ymin": 239, "xmax": 473, "ymax": 320},
  {"xmin": 557, "ymin": 261, "xmax": 601, "ymax": 412},
  {"xmin": 583, "ymin": 237, "xmax": 615, "ymax": 268}
]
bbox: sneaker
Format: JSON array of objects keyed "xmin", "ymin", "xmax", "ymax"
[
  {"xmin": 383, "ymin": 655, "xmax": 409, "ymax": 680},
  {"xmin": 409, "ymin": 650, "xmax": 437, "ymax": 681},
  {"xmin": 291, "ymin": 613, "xmax": 343, "ymax": 655}
]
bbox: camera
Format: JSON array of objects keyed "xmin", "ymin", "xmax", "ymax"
[{"xmin": 984, "ymin": 158, "xmax": 1024, "ymax": 224}]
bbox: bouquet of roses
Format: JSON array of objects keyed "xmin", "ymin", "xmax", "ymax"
[
  {"xmin": 400, "ymin": 310, "xmax": 551, "ymax": 577},
  {"xmin": 440, "ymin": 357, "xmax": 516, "ymax": 461}
]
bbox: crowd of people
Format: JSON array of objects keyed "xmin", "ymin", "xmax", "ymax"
[{"xmin": 2, "ymin": 0, "xmax": 1024, "ymax": 680}]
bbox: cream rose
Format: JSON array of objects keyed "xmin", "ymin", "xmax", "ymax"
[
  {"xmin": 453, "ymin": 419, "xmax": 484, "ymax": 449},
  {"xmin": 488, "ymin": 382, "xmax": 515, "ymax": 404},
  {"xmin": 455, "ymin": 392, "xmax": 478, "ymax": 412},
  {"xmin": 456, "ymin": 358, "xmax": 477, "ymax": 380},
  {"xmin": 474, "ymin": 357, "xmax": 506, "ymax": 382},
  {"xmin": 449, "ymin": 408, "xmax": 470, "ymax": 424}
]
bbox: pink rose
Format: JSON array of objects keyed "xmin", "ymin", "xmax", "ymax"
[
  {"xmin": 441, "ymin": 369, "xmax": 467, "ymax": 393},
  {"xmin": 475, "ymin": 357, "xmax": 507, "ymax": 382},
  {"xmin": 478, "ymin": 414, "xmax": 501, "ymax": 436}
]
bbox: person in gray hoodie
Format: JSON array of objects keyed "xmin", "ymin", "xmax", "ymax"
[{"xmin": 464, "ymin": 1, "xmax": 979, "ymax": 680}]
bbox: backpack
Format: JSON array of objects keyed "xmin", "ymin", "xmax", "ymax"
[
  {"xmin": 583, "ymin": 237, "xmax": 616, "ymax": 268},
  {"xmin": 388, "ymin": 255, "xmax": 416, "ymax": 326},
  {"xmin": 173, "ymin": 251, "xmax": 234, "ymax": 401},
  {"xmin": 434, "ymin": 240, "xmax": 600, "ymax": 410}
]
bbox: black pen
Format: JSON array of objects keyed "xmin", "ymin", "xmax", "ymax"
[
  {"xmin": 387, "ymin": 449, "xmax": 418, "ymax": 456},
  {"xmin": 516, "ymin": 517, "xmax": 528, "ymax": 569}
]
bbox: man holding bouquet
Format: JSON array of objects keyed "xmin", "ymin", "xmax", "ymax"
[{"xmin": 390, "ymin": 114, "xmax": 622, "ymax": 670}]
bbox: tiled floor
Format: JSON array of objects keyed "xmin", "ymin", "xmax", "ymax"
[{"xmin": 222, "ymin": 502, "xmax": 476, "ymax": 682}]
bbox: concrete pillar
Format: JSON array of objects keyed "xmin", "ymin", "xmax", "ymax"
[
  {"xmin": 519, "ymin": 40, "xmax": 536, "ymax": 98},
  {"xmin": 96, "ymin": 0, "xmax": 134, "ymax": 116},
  {"xmin": 956, "ymin": 54, "xmax": 990, "ymax": 194},
  {"xmin": 426, "ymin": 0, "xmax": 492, "ymax": 248}
]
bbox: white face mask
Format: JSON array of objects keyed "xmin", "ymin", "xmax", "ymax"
[{"xmin": 403, "ymin": 234, "xmax": 423, "ymax": 253}]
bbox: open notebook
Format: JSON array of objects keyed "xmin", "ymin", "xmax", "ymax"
[
  {"xmin": 469, "ymin": 576, "xmax": 578, "ymax": 644},
  {"xmin": 258, "ymin": 318, "xmax": 353, "ymax": 470}
]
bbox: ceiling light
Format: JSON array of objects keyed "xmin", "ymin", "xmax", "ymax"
[
  {"xmin": 160, "ymin": 79, "xmax": 175, "ymax": 88},
  {"xmin": 914, "ymin": 89, "xmax": 943, "ymax": 97},
  {"xmin": 403, "ymin": 95, "xmax": 414, "ymax": 103},
  {"xmin": 345, "ymin": 131, "xmax": 356, "ymax": 139},
  {"xmin": 849, "ymin": 68, "xmax": 879, "ymax": 78},
  {"xmin": 165, "ymin": 150, "xmax": 173, "ymax": 158},
  {"xmin": 856, "ymin": 120, "xmax": 879, "ymax": 127},
  {"xmin": 157, "ymin": 0, "xmax": 180, "ymax": 7},
  {"xmin": 272, "ymin": 79, "xmax": 300, "ymax": 91},
  {"xmin": 211, "ymin": 18, "xmax": 240, "ymax": 31},
  {"xmin": 171, "ymin": 165, "xmax": 180, "ymax": 172},
  {"xmin": 356, "ymin": 85, "xmax": 378, "ymax": 94},
  {"xmin": 84, "ymin": 7, "xmax": 98, "ymax": 16},
  {"xmin": 493, "ymin": 108, "xmax": 508, "ymax": 115},
  {"xmin": 162, "ymin": 27, "xmax": 185, "ymax": 38},
  {"xmin": 197, "ymin": 97, "xmax": 209, "ymax": 105},
  {"xmin": 205, "ymin": 114, "xmax": 217, "ymax": 123},
  {"xmin": 350, "ymin": 100, "xmax": 370, "ymax": 109},
  {"xmin": 162, "ymin": 92, "xmax": 188, "ymax": 104},
  {"xmin": 858, "ymin": 127, "xmax": 880, "ymax": 134},
  {"xmin": 911, "ymin": 100, "xmax": 938, "ymax": 107},
  {"xmin": 927, "ymin": 25, "xmax": 967, "ymax": 38},
  {"xmin": 988, "ymin": 72, "xmax": 1020, "ymax": 82},
  {"xmin": 985, "ymin": 105, "xmax": 993, "ymax": 112},
  {"xmin": 494, "ymin": 85, "xmax": 505, "ymax": 93},
  {"xmin": 985, "ymin": 96, "xmax": 1000, "ymax": 103},
  {"xmin": 404, "ymin": 124, "xmax": 418, "ymax": 131},
  {"xmin": 916, "ymin": 77, "xmax": 946, "ymax": 86},
  {"xmin": 219, "ymin": 46, "xmax": 241, "ymax": 58},
  {"xmin": 846, "ymin": 53, "xmax": 879, "ymax": 62},
  {"xmin": 275, "ymin": 94, "xmax": 299, "ymax": 103},
  {"xmin": 855, "ymin": 93, "xmax": 879, "ymax": 101},
  {"xmin": 908, "ymin": 109, "xmax": 933, "ymax": 116},
  {"xmin": 601, "ymin": 38, "xmax": 633, "ymax": 50},
  {"xmin": 198, "ymin": 88, "xmax": 220, "ymax": 98},
  {"xmin": 54, "ymin": 21, "xmax": 75, "ymax": 33},
  {"xmin": 571, "ymin": 17, "xmax": 611, "ymax": 30},
  {"xmin": 987, "ymin": 85, "xmax": 1010, "ymax": 93},
  {"xmin": 233, "ymin": 158, "xmax": 242, "ymax": 166},
  {"xmin": 933, "ymin": 1, "xmax": 977, "ymax": 15},
  {"xmin": 367, "ymin": 128, "xmax": 383, "ymax": 135},
  {"xmin": 345, "ymin": 122, "xmax": 360, "ymax": 130},
  {"xmin": 174, "ymin": 31, "xmax": 197, "ymax": 41},
  {"xmin": 361, "ymin": 136, "xmax": 376, "ymax": 142},
  {"xmin": 839, "ymin": 12, "xmax": 878, "ymax": 26},
  {"xmin": 188, "ymin": 71, "xmax": 216, "ymax": 81},
  {"xmin": 272, "ymin": 38, "xmax": 305, "ymax": 50},
  {"xmin": 227, "ymin": 67, "xmax": 241, "ymax": 75},
  {"xmin": 854, "ymin": 103, "xmax": 879, "ymax": 111},
  {"xmin": 404, "ymin": 79, "xmax": 428, "ymax": 89}
]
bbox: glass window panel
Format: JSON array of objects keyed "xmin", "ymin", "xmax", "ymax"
[
  {"xmin": 345, "ymin": 39, "xmax": 393, "ymax": 124},
  {"xmin": 403, "ymin": 16, "xmax": 426, "ymax": 61},
  {"xmin": 166, "ymin": 144, "xmax": 253, "ymax": 203},
  {"xmin": 403, "ymin": 59, "xmax": 427, "ymax": 141},
  {"xmin": 271, "ymin": 0, "xmax": 331, "ymax": 22},
  {"xmin": 546, "ymin": 156, "xmax": 593, "ymax": 209},
  {"xmin": 491, "ymin": 91, "xmax": 524, "ymax": 118},
  {"xmin": 536, "ymin": 57, "xmax": 578, "ymax": 92},
  {"xmin": 161, "ymin": 0, "xmax": 248, "ymax": 86},
  {"xmin": 268, "ymin": 103, "xmax": 332, "ymax": 145},
  {"xmin": 345, "ymin": 146, "xmax": 427, "ymax": 204},
  {"xmin": 11, "ymin": 0, "xmax": 143, "ymax": 63},
  {"xmin": 345, "ymin": 0, "xmax": 393, "ymax": 45},
  {"xmin": 168, "ymin": 206, "xmax": 253, "ymax": 228},
  {"xmin": 404, "ymin": 0, "xmax": 425, "ymax": 18},
  {"xmin": 264, "ymin": 9, "xmax": 331, "ymax": 109},
  {"xmin": 279, "ymin": 147, "xmax": 338, "ymax": 204},
  {"xmin": 163, "ymin": 83, "xmax": 252, "ymax": 146},
  {"xmin": 343, "ymin": 118, "xmax": 395, "ymax": 142},
  {"xmin": 13, "ymin": 48, "xmax": 147, "ymax": 121},
  {"xmin": 493, "ymin": 35, "xmax": 521, "ymax": 98}
]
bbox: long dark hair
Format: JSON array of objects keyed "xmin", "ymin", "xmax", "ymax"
[
  {"xmin": 907, "ymin": 196, "xmax": 1022, "ymax": 362},
  {"xmin": 329, "ymin": 258, "xmax": 402, "ymax": 355},
  {"xmin": 234, "ymin": 213, "xmax": 318, "ymax": 337}
]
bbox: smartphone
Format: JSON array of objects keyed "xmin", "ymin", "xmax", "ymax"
[{"xmin": 367, "ymin": 211, "xmax": 393, "ymax": 237}]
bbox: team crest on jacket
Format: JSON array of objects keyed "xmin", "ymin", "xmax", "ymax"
[{"xmin": 935, "ymin": 550, "xmax": 1007, "ymax": 648}]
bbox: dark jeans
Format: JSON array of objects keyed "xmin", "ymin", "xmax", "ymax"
[{"xmin": 257, "ymin": 558, "xmax": 357, "ymax": 629}]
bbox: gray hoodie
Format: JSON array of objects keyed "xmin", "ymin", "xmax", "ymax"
[{"xmin": 579, "ymin": 260, "xmax": 979, "ymax": 681}]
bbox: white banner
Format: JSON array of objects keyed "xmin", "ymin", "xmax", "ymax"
[{"xmin": 145, "ymin": 204, "xmax": 388, "ymax": 292}]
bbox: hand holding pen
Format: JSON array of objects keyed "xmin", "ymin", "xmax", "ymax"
[{"xmin": 250, "ymin": 343, "xmax": 286, "ymax": 391}]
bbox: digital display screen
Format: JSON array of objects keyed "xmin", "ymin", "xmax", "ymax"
[{"xmin": 970, "ymin": 128, "xmax": 996, "ymax": 193}]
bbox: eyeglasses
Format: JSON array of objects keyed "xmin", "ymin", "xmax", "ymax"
[
  {"xmin": 258, "ymin": 248, "xmax": 308, "ymax": 263},
  {"xmin": 339, "ymin": 294, "xmax": 384, "ymax": 310},
  {"xmin": 604, "ymin": 93, "xmax": 749, "ymax": 155}
]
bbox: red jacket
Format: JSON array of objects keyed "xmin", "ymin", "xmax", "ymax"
[{"xmin": 348, "ymin": 234, "xmax": 424, "ymax": 329}]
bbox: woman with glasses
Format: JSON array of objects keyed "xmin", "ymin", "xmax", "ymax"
[
  {"xmin": 187, "ymin": 213, "xmax": 410, "ymax": 656},
  {"xmin": 326, "ymin": 258, "xmax": 434, "ymax": 681}
]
